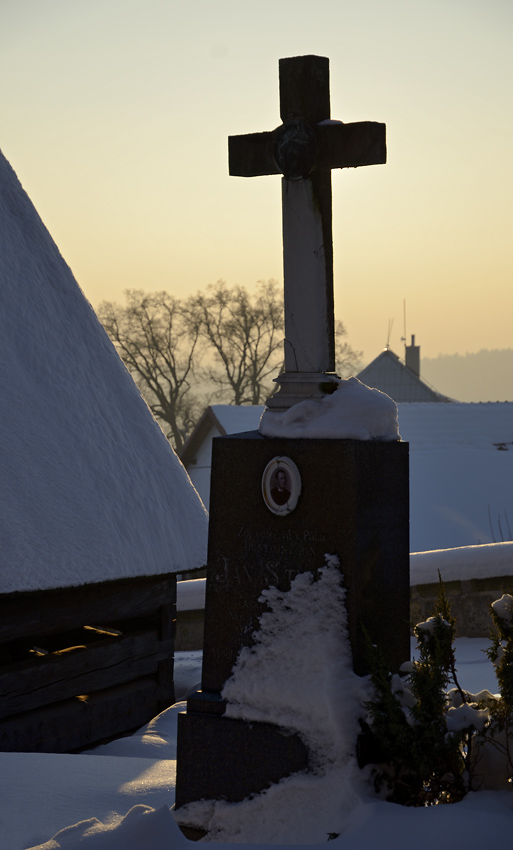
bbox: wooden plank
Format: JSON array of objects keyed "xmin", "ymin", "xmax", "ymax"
[
  {"xmin": 0, "ymin": 677, "xmax": 174, "ymax": 753},
  {"xmin": 0, "ymin": 574, "xmax": 176, "ymax": 643},
  {"xmin": 0, "ymin": 631, "xmax": 174, "ymax": 719}
]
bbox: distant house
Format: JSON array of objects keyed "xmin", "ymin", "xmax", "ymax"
[
  {"xmin": 356, "ymin": 335, "xmax": 452, "ymax": 403},
  {"xmin": 181, "ymin": 400, "xmax": 513, "ymax": 553},
  {"xmin": 0, "ymin": 148, "xmax": 208, "ymax": 753},
  {"xmin": 181, "ymin": 405, "xmax": 264, "ymax": 510}
]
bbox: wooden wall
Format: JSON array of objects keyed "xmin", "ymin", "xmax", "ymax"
[{"xmin": 0, "ymin": 573, "xmax": 176, "ymax": 753}]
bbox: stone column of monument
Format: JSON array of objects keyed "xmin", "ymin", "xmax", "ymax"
[{"xmin": 175, "ymin": 55, "xmax": 409, "ymax": 825}]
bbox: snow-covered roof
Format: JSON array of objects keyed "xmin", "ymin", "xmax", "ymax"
[
  {"xmin": 398, "ymin": 401, "xmax": 513, "ymax": 447},
  {"xmin": 180, "ymin": 404, "xmax": 264, "ymax": 468},
  {"xmin": 401, "ymin": 401, "xmax": 513, "ymax": 550},
  {"xmin": 0, "ymin": 149, "xmax": 208, "ymax": 594},
  {"xmin": 357, "ymin": 348, "xmax": 450, "ymax": 402},
  {"xmin": 211, "ymin": 404, "xmax": 265, "ymax": 434}
]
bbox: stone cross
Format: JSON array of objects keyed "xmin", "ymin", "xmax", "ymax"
[{"xmin": 229, "ymin": 54, "xmax": 386, "ymax": 410}]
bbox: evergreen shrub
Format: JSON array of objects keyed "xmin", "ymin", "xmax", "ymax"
[{"xmin": 364, "ymin": 574, "xmax": 513, "ymax": 805}]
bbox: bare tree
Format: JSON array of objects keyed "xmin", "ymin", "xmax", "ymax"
[
  {"xmin": 97, "ymin": 290, "xmax": 202, "ymax": 452},
  {"xmin": 335, "ymin": 319, "xmax": 363, "ymax": 377},
  {"xmin": 98, "ymin": 285, "xmax": 363, "ymax": 452},
  {"xmin": 186, "ymin": 280, "xmax": 285, "ymax": 405}
]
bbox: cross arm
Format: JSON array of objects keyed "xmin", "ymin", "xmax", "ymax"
[
  {"xmin": 316, "ymin": 121, "xmax": 386, "ymax": 169},
  {"xmin": 228, "ymin": 132, "xmax": 280, "ymax": 177},
  {"xmin": 229, "ymin": 120, "xmax": 386, "ymax": 178}
]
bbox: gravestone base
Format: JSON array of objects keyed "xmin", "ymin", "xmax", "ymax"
[
  {"xmin": 175, "ymin": 691, "xmax": 308, "ymax": 810},
  {"xmin": 175, "ymin": 431, "xmax": 409, "ymax": 813}
]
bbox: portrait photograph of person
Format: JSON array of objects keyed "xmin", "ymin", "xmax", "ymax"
[
  {"xmin": 270, "ymin": 467, "xmax": 291, "ymax": 506},
  {"xmin": 261, "ymin": 456, "xmax": 301, "ymax": 516}
]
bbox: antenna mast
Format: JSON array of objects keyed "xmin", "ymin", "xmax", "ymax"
[
  {"xmin": 386, "ymin": 318, "xmax": 394, "ymax": 348},
  {"xmin": 401, "ymin": 299, "xmax": 407, "ymax": 350}
]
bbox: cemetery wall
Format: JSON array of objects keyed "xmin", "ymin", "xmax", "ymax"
[
  {"xmin": 175, "ymin": 608, "xmax": 205, "ymax": 651},
  {"xmin": 175, "ymin": 574, "xmax": 513, "ymax": 649},
  {"xmin": 411, "ymin": 576, "xmax": 513, "ymax": 638}
]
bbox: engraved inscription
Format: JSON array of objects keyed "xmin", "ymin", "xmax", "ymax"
[
  {"xmin": 211, "ymin": 559, "xmax": 298, "ymax": 591},
  {"xmin": 210, "ymin": 526, "xmax": 332, "ymax": 592},
  {"xmin": 236, "ymin": 526, "xmax": 328, "ymax": 545},
  {"xmin": 239, "ymin": 526, "xmax": 327, "ymax": 559}
]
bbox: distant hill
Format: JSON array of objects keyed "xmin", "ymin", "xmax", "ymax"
[{"xmin": 421, "ymin": 349, "xmax": 513, "ymax": 403}]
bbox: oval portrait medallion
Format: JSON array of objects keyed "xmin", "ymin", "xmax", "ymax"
[{"xmin": 261, "ymin": 456, "xmax": 301, "ymax": 516}]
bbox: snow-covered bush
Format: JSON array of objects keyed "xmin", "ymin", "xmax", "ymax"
[
  {"xmin": 480, "ymin": 592, "xmax": 513, "ymax": 782},
  {"xmin": 363, "ymin": 575, "xmax": 512, "ymax": 805}
]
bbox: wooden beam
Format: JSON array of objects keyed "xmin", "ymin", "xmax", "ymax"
[
  {"xmin": 0, "ymin": 677, "xmax": 173, "ymax": 753},
  {"xmin": 315, "ymin": 121, "xmax": 386, "ymax": 169},
  {"xmin": 0, "ymin": 574, "xmax": 176, "ymax": 644},
  {"xmin": 0, "ymin": 630, "xmax": 174, "ymax": 719},
  {"xmin": 228, "ymin": 132, "xmax": 278, "ymax": 177}
]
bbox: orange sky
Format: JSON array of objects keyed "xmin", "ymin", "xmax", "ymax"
[{"xmin": 1, "ymin": 0, "xmax": 512, "ymax": 363}]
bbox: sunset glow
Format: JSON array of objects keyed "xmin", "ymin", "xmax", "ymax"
[{"xmin": 1, "ymin": 0, "xmax": 511, "ymax": 362}]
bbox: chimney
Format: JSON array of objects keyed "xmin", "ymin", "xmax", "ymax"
[{"xmin": 405, "ymin": 334, "xmax": 420, "ymax": 377}]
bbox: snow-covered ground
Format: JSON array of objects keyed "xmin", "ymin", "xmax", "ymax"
[
  {"xmin": 1, "ymin": 640, "xmax": 511, "ymax": 850},
  {"xmin": 3, "ymin": 546, "xmax": 512, "ymax": 850}
]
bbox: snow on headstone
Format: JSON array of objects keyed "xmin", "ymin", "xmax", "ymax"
[
  {"xmin": 0, "ymin": 149, "xmax": 208, "ymax": 594},
  {"xmin": 259, "ymin": 377, "xmax": 400, "ymax": 440},
  {"xmin": 178, "ymin": 563, "xmax": 372, "ymax": 844}
]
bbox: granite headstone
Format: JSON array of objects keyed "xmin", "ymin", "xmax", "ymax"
[{"xmin": 175, "ymin": 55, "xmax": 409, "ymax": 820}]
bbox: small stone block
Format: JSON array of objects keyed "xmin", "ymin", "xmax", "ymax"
[{"xmin": 186, "ymin": 690, "xmax": 227, "ymax": 715}]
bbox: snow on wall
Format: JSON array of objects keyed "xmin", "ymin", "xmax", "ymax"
[
  {"xmin": 177, "ymin": 578, "xmax": 207, "ymax": 611},
  {"xmin": 410, "ymin": 541, "xmax": 513, "ymax": 585},
  {"xmin": 0, "ymin": 149, "xmax": 208, "ymax": 594}
]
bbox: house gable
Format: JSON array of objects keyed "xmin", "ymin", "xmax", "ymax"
[{"xmin": 357, "ymin": 348, "xmax": 450, "ymax": 403}]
